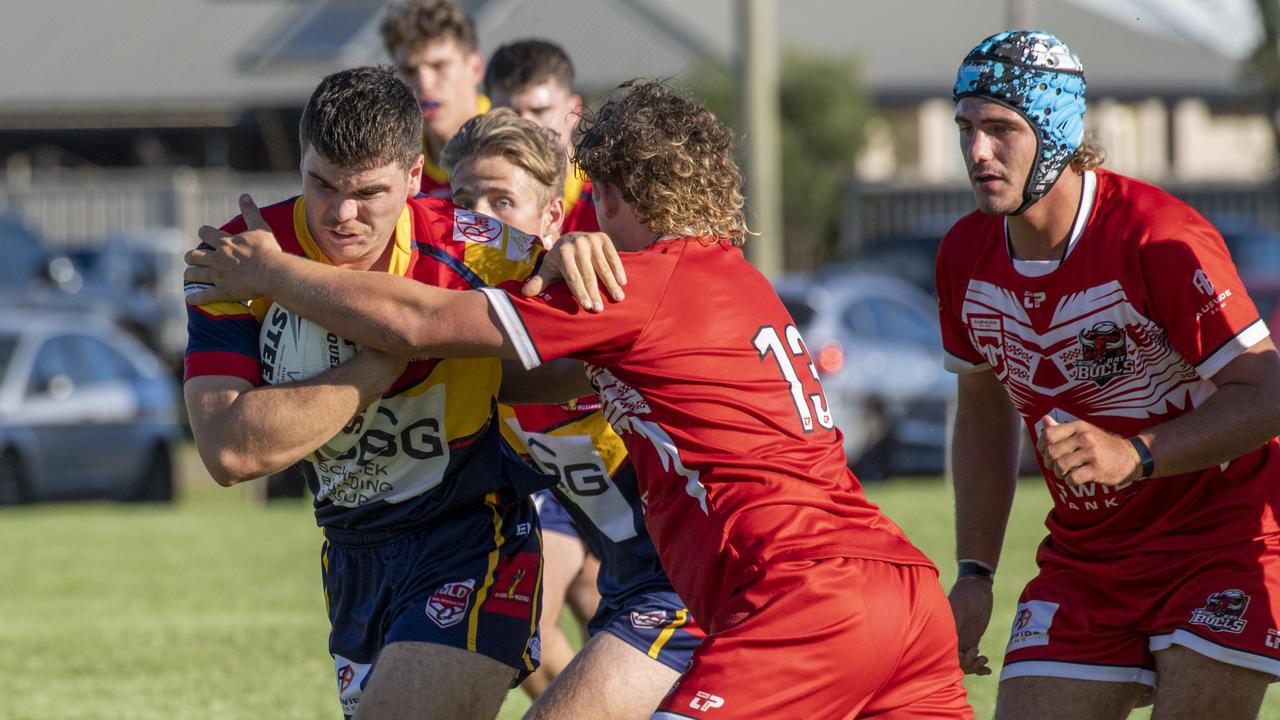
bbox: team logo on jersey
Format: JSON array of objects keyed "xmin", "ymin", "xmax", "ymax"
[
  {"xmin": 505, "ymin": 227, "xmax": 538, "ymax": 262},
  {"xmin": 332, "ymin": 654, "xmax": 371, "ymax": 715},
  {"xmin": 1023, "ymin": 291, "xmax": 1046, "ymax": 309},
  {"xmin": 1007, "ymin": 600, "xmax": 1058, "ymax": 651},
  {"xmin": 967, "ymin": 315, "xmax": 1006, "ymax": 375},
  {"xmin": 1073, "ymin": 321, "xmax": 1133, "ymax": 386},
  {"xmin": 426, "ymin": 579, "xmax": 476, "ymax": 628},
  {"xmin": 1190, "ymin": 589, "xmax": 1250, "ymax": 634},
  {"xmin": 485, "ymin": 552, "xmax": 539, "ymax": 618},
  {"xmin": 452, "ymin": 208, "xmax": 503, "ymax": 246},
  {"xmin": 630, "ymin": 610, "xmax": 675, "ymax": 629},
  {"xmin": 1193, "ymin": 269, "xmax": 1215, "ymax": 296}
]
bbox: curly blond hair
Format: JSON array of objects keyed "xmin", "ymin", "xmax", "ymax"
[
  {"xmin": 573, "ymin": 80, "xmax": 748, "ymax": 245},
  {"xmin": 380, "ymin": 0, "xmax": 476, "ymax": 56},
  {"xmin": 441, "ymin": 108, "xmax": 567, "ymax": 206},
  {"xmin": 1070, "ymin": 132, "xmax": 1106, "ymax": 172}
]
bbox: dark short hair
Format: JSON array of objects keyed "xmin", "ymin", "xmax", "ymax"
[
  {"xmin": 299, "ymin": 66, "xmax": 423, "ymax": 170},
  {"xmin": 484, "ymin": 39, "xmax": 575, "ymax": 96},
  {"xmin": 381, "ymin": 0, "xmax": 477, "ymax": 56}
]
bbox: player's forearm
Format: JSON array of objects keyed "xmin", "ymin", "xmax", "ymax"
[
  {"xmin": 259, "ymin": 251, "xmax": 513, "ymax": 359},
  {"xmin": 1138, "ymin": 344, "xmax": 1280, "ymax": 478},
  {"xmin": 951, "ymin": 374, "xmax": 1023, "ymax": 568},
  {"xmin": 189, "ymin": 358, "xmax": 392, "ymax": 485}
]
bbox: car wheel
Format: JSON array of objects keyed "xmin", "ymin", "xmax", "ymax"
[
  {"xmin": 130, "ymin": 444, "xmax": 174, "ymax": 503},
  {"xmin": 0, "ymin": 449, "xmax": 31, "ymax": 505}
]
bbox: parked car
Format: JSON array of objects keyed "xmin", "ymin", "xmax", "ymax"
[
  {"xmin": 0, "ymin": 212, "xmax": 48, "ymax": 291},
  {"xmin": 40, "ymin": 228, "xmax": 189, "ymax": 367},
  {"xmin": 774, "ymin": 270, "xmax": 953, "ymax": 479},
  {"xmin": 0, "ymin": 312, "xmax": 180, "ymax": 504}
]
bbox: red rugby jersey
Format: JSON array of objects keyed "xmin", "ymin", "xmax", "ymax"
[
  {"xmin": 482, "ymin": 236, "xmax": 932, "ymax": 629},
  {"xmin": 937, "ymin": 168, "xmax": 1280, "ymax": 556}
]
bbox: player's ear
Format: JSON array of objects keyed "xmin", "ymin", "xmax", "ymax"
[
  {"xmin": 467, "ymin": 51, "xmax": 484, "ymax": 84},
  {"xmin": 406, "ymin": 154, "xmax": 424, "ymax": 199},
  {"xmin": 545, "ymin": 195, "xmax": 565, "ymax": 237}
]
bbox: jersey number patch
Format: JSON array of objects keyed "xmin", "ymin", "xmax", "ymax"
[{"xmin": 753, "ymin": 325, "xmax": 834, "ymax": 433}]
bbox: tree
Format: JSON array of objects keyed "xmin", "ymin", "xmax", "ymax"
[
  {"xmin": 691, "ymin": 51, "xmax": 872, "ymax": 271},
  {"xmin": 1249, "ymin": 0, "xmax": 1280, "ymax": 179}
]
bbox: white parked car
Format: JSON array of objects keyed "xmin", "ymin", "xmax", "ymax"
[
  {"xmin": 774, "ymin": 270, "xmax": 953, "ymax": 480},
  {"xmin": 0, "ymin": 311, "xmax": 180, "ymax": 503}
]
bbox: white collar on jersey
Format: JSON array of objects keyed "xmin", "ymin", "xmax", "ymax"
[{"xmin": 1007, "ymin": 170, "xmax": 1097, "ymax": 278}]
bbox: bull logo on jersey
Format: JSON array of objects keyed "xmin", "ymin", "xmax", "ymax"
[
  {"xmin": 1190, "ymin": 589, "xmax": 1250, "ymax": 634},
  {"xmin": 1074, "ymin": 321, "xmax": 1133, "ymax": 386},
  {"xmin": 426, "ymin": 579, "xmax": 475, "ymax": 628}
]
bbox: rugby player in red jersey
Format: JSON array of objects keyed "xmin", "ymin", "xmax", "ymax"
[
  {"xmin": 187, "ymin": 80, "xmax": 973, "ymax": 719},
  {"xmin": 381, "ymin": 0, "xmax": 489, "ymax": 199},
  {"xmin": 940, "ymin": 30, "xmax": 1280, "ymax": 720},
  {"xmin": 444, "ymin": 108, "xmax": 706, "ymax": 720}
]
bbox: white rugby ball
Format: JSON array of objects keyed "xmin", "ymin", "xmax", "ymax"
[{"xmin": 259, "ymin": 302, "xmax": 380, "ymax": 457}]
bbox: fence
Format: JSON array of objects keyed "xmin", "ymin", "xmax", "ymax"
[
  {"xmin": 841, "ymin": 179, "xmax": 1280, "ymax": 258},
  {"xmin": 3, "ymin": 167, "xmax": 1276, "ymax": 256},
  {"xmin": 0, "ymin": 169, "xmax": 300, "ymax": 249}
]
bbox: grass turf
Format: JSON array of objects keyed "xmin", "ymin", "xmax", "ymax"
[{"xmin": 4, "ymin": 453, "xmax": 1277, "ymax": 718}]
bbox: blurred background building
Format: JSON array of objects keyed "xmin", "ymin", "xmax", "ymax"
[{"xmin": 0, "ymin": 0, "xmax": 1275, "ymax": 480}]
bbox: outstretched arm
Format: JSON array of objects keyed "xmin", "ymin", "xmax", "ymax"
[
  {"xmin": 185, "ymin": 196, "xmax": 512, "ymax": 359},
  {"xmin": 185, "ymin": 195, "xmax": 626, "ymax": 358}
]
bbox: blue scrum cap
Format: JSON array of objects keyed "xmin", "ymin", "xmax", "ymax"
[{"xmin": 954, "ymin": 30, "xmax": 1086, "ymax": 214}]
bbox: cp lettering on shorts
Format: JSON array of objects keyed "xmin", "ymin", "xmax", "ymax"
[
  {"xmin": 1007, "ymin": 600, "xmax": 1059, "ymax": 652},
  {"xmin": 688, "ymin": 690, "xmax": 726, "ymax": 712}
]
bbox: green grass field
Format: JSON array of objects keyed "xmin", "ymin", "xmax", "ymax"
[{"xmin": 4, "ymin": 452, "xmax": 1279, "ymax": 719}]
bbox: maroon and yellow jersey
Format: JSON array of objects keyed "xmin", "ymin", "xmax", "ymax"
[
  {"xmin": 185, "ymin": 195, "xmax": 543, "ymax": 531},
  {"xmin": 937, "ymin": 168, "xmax": 1280, "ymax": 556}
]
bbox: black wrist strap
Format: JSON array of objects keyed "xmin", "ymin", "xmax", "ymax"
[
  {"xmin": 957, "ymin": 560, "xmax": 995, "ymax": 581},
  {"xmin": 1128, "ymin": 436, "xmax": 1155, "ymax": 478}
]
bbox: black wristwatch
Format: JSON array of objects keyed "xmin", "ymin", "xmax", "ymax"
[
  {"xmin": 957, "ymin": 560, "xmax": 995, "ymax": 581},
  {"xmin": 1128, "ymin": 436, "xmax": 1155, "ymax": 479}
]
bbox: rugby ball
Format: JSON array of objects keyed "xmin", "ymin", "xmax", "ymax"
[{"xmin": 259, "ymin": 302, "xmax": 380, "ymax": 457}]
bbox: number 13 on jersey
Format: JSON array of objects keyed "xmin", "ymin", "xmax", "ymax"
[{"xmin": 753, "ymin": 324, "xmax": 834, "ymax": 433}]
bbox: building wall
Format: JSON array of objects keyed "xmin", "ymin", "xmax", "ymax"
[{"xmin": 859, "ymin": 98, "xmax": 1277, "ymax": 185}]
